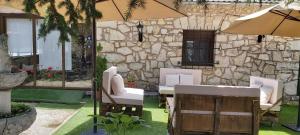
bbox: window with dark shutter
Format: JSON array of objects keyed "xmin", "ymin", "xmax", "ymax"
[{"xmin": 182, "ymin": 30, "xmax": 215, "ymax": 66}]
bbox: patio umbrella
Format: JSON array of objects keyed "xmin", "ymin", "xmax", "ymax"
[
  {"xmin": 89, "ymin": 0, "xmax": 186, "ymax": 134},
  {"xmin": 96, "ymin": 0, "xmax": 186, "ymax": 21},
  {"xmin": 223, "ymin": 2, "xmax": 300, "ymax": 37},
  {"xmin": 223, "ymin": 1, "xmax": 300, "ymax": 132}
]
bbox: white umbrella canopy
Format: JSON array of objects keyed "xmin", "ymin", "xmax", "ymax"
[{"xmin": 223, "ymin": 2, "xmax": 300, "ymax": 37}]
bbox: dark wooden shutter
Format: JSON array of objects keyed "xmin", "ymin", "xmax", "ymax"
[
  {"xmin": 0, "ymin": 16, "xmax": 6, "ymax": 34},
  {"xmin": 182, "ymin": 30, "xmax": 215, "ymax": 66}
]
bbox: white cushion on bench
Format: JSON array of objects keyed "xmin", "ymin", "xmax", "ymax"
[
  {"xmin": 103, "ymin": 88, "xmax": 144, "ymax": 106},
  {"xmin": 260, "ymin": 103, "xmax": 280, "ymax": 111},
  {"xmin": 159, "ymin": 86, "xmax": 175, "ymax": 95}
]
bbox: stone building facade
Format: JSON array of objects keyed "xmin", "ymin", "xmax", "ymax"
[{"xmin": 96, "ymin": 3, "xmax": 300, "ymax": 96}]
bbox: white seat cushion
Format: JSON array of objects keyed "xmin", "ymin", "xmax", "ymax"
[
  {"xmin": 165, "ymin": 74, "xmax": 180, "ymax": 87},
  {"xmin": 180, "ymin": 74, "xmax": 194, "ymax": 85},
  {"xmin": 103, "ymin": 87, "xmax": 144, "ymax": 106},
  {"xmin": 260, "ymin": 103, "xmax": 281, "ymax": 111},
  {"xmin": 159, "ymin": 85, "xmax": 175, "ymax": 95}
]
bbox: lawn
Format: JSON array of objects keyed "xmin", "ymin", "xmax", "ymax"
[
  {"xmin": 53, "ymin": 96, "xmax": 168, "ymax": 135},
  {"xmin": 53, "ymin": 96, "xmax": 299, "ymax": 135},
  {"xmin": 12, "ymin": 88, "xmax": 85, "ymax": 104}
]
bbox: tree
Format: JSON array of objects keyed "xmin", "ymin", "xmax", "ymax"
[{"xmin": 23, "ymin": 0, "xmax": 102, "ymax": 86}]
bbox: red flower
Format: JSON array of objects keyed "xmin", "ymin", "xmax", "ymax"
[
  {"xmin": 48, "ymin": 66, "xmax": 53, "ymax": 70},
  {"xmin": 47, "ymin": 73, "xmax": 52, "ymax": 78}
]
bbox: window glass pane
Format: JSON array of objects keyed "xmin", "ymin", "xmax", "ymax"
[
  {"xmin": 186, "ymin": 41, "xmax": 194, "ymax": 62},
  {"xmin": 7, "ymin": 19, "xmax": 33, "ymax": 57}
]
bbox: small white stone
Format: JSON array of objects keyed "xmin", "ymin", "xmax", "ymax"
[
  {"xmin": 152, "ymin": 43, "xmax": 161, "ymax": 54},
  {"xmin": 117, "ymin": 47, "xmax": 132, "ymax": 55}
]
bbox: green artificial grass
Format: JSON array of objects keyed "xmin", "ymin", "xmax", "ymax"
[
  {"xmin": 260, "ymin": 105, "xmax": 299, "ymax": 135},
  {"xmin": 12, "ymin": 89, "xmax": 85, "ymax": 104},
  {"xmin": 54, "ymin": 97, "xmax": 299, "ymax": 135},
  {"xmin": 53, "ymin": 96, "xmax": 168, "ymax": 135}
]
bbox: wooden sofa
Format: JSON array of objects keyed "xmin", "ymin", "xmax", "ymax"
[
  {"xmin": 101, "ymin": 66, "xmax": 144, "ymax": 116},
  {"xmin": 159, "ymin": 68, "xmax": 202, "ymax": 107},
  {"xmin": 168, "ymin": 85, "xmax": 260, "ymax": 135},
  {"xmin": 250, "ymin": 76, "xmax": 283, "ymax": 125}
]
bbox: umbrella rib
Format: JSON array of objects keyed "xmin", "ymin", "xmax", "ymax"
[
  {"xmin": 112, "ymin": 0, "xmax": 126, "ymax": 21},
  {"xmin": 271, "ymin": 10, "xmax": 300, "ymax": 22},
  {"xmin": 270, "ymin": 10, "xmax": 292, "ymax": 35},
  {"xmin": 153, "ymin": 0, "xmax": 187, "ymax": 17}
]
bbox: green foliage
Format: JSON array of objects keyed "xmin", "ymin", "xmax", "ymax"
[
  {"xmin": 127, "ymin": 73, "xmax": 136, "ymax": 82},
  {"xmin": 0, "ymin": 33, "xmax": 8, "ymax": 50},
  {"xmin": 96, "ymin": 43, "xmax": 107, "ymax": 90},
  {"xmin": 125, "ymin": 0, "xmax": 145, "ymax": 20},
  {"xmin": 0, "ymin": 103, "xmax": 31, "ymax": 119},
  {"xmin": 97, "ymin": 112, "xmax": 149, "ymax": 135}
]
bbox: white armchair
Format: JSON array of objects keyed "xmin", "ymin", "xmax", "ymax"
[{"xmin": 101, "ymin": 66, "xmax": 144, "ymax": 116}]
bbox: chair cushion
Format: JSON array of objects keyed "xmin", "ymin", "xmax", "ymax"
[
  {"xmin": 165, "ymin": 74, "xmax": 180, "ymax": 87},
  {"xmin": 260, "ymin": 103, "xmax": 281, "ymax": 111},
  {"xmin": 159, "ymin": 86, "xmax": 175, "ymax": 95},
  {"xmin": 260, "ymin": 85, "xmax": 273, "ymax": 104},
  {"xmin": 180, "ymin": 74, "xmax": 194, "ymax": 85},
  {"xmin": 111, "ymin": 74, "xmax": 126, "ymax": 96},
  {"xmin": 102, "ymin": 88, "xmax": 144, "ymax": 106}
]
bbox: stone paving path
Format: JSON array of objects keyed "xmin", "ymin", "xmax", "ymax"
[{"xmin": 20, "ymin": 106, "xmax": 78, "ymax": 135}]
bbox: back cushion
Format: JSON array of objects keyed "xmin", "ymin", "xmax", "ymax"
[
  {"xmin": 166, "ymin": 74, "xmax": 180, "ymax": 87},
  {"xmin": 102, "ymin": 66, "xmax": 117, "ymax": 95},
  {"xmin": 260, "ymin": 85, "xmax": 273, "ymax": 104},
  {"xmin": 180, "ymin": 74, "xmax": 194, "ymax": 85},
  {"xmin": 111, "ymin": 74, "xmax": 126, "ymax": 96}
]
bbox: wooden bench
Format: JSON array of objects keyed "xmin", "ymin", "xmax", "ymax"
[{"xmin": 168, "ymin": 85, "xmax": 260, "ymax": 135}]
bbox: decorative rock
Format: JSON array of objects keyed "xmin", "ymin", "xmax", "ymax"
[
  {"xmin": 226, "ymin": 49, "xmax": 239, "ymax": 56},
  {"xmin": 263, "ymin": 64, "xmax": 275, "ymax": 74},
  {"xmin": 258, "ymin": 54, "xmax": 269, "ymax": 60},
  {"xmin": 129, "ymin": 63, "xmax": 143, "ymax": 70},
  {"xmin": 139, "ymin": 51, "xmax": 147, "ymax": 60},
  {"xmin": 110, "ymin": 30, "xmax": 125, "ymax": 41},
  {"xmin": 170, "ymin": 57, "xmax": 181, "ymax": 65},
  {"xmin": 169, "ymin": 42, "xmax": 181, "ymax": 47},
  {"xmin": 0, "ymin": 107, "xmax": 36, "ymax": 135},
  {"xmin": 272, "ymin": 51, "xmax": 283, "ymax": 61},
  {"xmin": 151, "ymin": 43, "xmax": 161, "ymax": 54},
  {"xmin": 161, "ymin": 29, "xmax": 168, "ymax": 34},
  {"xmin": 216, "ymin": 35, "xmax": 227, "ymax": 42},
  {"xmin": 157, "ymin": 49, "xmax": 167, "ymax": 61},
  {"xmin": 117, "ymin": 63, "xmax": 129, "ymax": 72},
  {"xmin": 117, "ymin": 47, "xmax": 132, "ymax": 55},
  {"xmin": 234, "ymin": 52, "xmax": 247, "ymax": 66},
  {"xmin": 97, "ymin": 21, "xmax": 117, "ymax": 28},
  {"xmin": 105, "ymin": 54, "xmax": 125, "ymax": 63},
  {"xmin": 285, "ymin": 80, "xmax": 297, "ymax": 95},
  {"xmin": 207, "ymin": 77, "xmax": 221, "ymax": 85},
  {"xmin": 118, "ymin": 24, "xmax": 130, "ymax": 33}
]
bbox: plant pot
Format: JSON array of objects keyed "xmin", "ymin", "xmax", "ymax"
[{"xmin": 127, "ymin": 82, "xmax": 136, "ymax": 88}]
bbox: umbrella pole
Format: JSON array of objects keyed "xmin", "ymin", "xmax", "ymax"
[
  {"xmin": 282, "ymin": 57, "xmax": 300, "ymax": 132},
  {"xmin": 92, "ymin": 0, "xmax": 98, "ymax": 133}
]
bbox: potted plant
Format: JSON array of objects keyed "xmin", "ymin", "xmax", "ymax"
[
  {"xmin": 127, "ymin": 74, "xmax": 136, "ymax": 88},
  {"xmin": 97, "ymin": 112, "xmax": 149, "ymax": 135},
  {"xmin": 95, "ymin": 44, "xmax": 107, "ymax": 100}
]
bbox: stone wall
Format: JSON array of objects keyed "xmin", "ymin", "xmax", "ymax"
[{"xmin": 97, "ymin": 3, "xmax": 300, "ymax": 96}]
